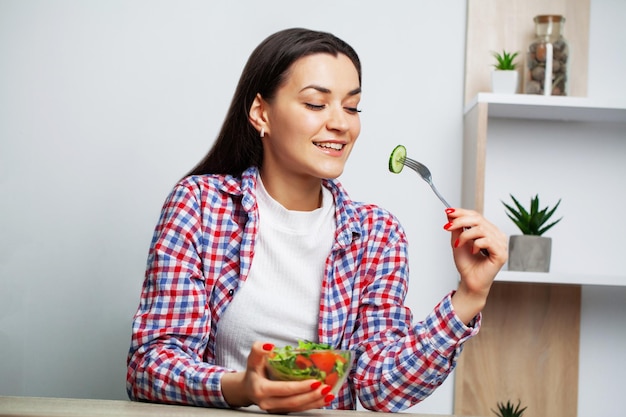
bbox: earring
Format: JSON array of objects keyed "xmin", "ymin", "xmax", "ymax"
[{"xmin": 260, "ymin": 128, "xmax": 265, "ymax": 138}]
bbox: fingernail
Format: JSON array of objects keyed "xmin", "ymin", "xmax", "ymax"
[
  {"xmin": 262, "ymin": 343, "xmax": 274, "ymax": 351},
  {"xmin": 454, "ymin": 238, "xmax": 460, "ymax": 248},
  {"xmin": 444, "ymin": 222, "xmax": 453, "ymax": 230},
  {"xmin": 445, "ymin": 208, "xmax": 455, "ymax": 214},
  {"xmin": 324, "ymin": 394, "xmax": 335, "ymax": 403},
  {"xmin": 310, "ymin": 381, "xmax": 322, "ymax": 390},
  {"xmin": 321, "ymin": 385, "xmax": 332, "ymax": 396}
]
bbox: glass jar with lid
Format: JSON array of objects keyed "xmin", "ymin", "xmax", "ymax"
[{"xmin": 524, "ymin": 15, "xmax": 569, "ymax": 96}]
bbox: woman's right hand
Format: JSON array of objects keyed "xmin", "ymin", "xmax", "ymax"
[{"xmin": 220, "ymin": 341, "xmax": 335, "ymax": 413}]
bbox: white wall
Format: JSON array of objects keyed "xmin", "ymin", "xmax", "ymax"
[
  {"xmin": 0, "ymin": 1, "xmax": 467, "ymax": 414},
  {"xmin": 578, "ymin": 2, "xmax": 626, "ymax": 417}
]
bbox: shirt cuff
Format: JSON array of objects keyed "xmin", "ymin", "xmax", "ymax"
[{"xmin": 425, "ymin": 291, "xmax": 481, "ymax": 358}]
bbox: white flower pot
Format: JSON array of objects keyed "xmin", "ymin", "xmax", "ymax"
[{"xmin": 491, "ymin": 70, "xmax": 519, "ymax": 94}]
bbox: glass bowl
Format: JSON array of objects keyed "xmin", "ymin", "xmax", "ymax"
[{"xmin": 266, "ymin": 347, "xmax": 354, "ymax": 394}]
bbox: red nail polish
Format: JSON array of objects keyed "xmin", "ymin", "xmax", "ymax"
[
  {"xmin": 321, "ymin": 385, "xmax": 332, "ymax": 396},
  {"xmin": 444, "ymin": 222, "xmax": 453, "ymax": 230},
  {"xmin": 324, "ymin": 394, "xmax": 335, "ymax": 403},
  {"xmin": 262, "ymin": 343, "xmax": 274, "ymax": 351},
  {"xmin": 445, "ymin": 208, "xmax": 455, "ymax": 214},
  {"xmin": 454, "ymin": 238, "xmax": 460, "ymax": 248},
  {"xmin": 310, "ymin": 381, "xmax": 322, "ymax": 390}
]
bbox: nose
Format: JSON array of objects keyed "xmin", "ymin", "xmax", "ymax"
[{"xmin": 326, "ymin": 105, "xmax": 350, "ymax": 132}]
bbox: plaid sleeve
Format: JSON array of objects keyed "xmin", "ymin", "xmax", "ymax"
[
  {"xmin": 348, "ymin": 210, "xmax": 480, "ymax": 412},
  {"xmin": 126, "ymin": 182, "xmax": 231, "ymax": 408}
]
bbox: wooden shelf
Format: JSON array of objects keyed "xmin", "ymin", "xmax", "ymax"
[
  {"xmin": 465, "ymin": 93, "xmax": 626, "ymax": 123},
  {"xmin": 497, "ymin": 271, "xmax": 626, "ymax": 287}
]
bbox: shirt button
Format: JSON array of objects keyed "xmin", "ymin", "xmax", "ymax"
[{"xmin": 228, "ymin": 289, "xmax": 234, "ymax": 296}]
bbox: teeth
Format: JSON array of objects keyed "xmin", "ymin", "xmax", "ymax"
[{"xmin": 315, "ymin": 142, "xmax": 344, "ymax": 150}]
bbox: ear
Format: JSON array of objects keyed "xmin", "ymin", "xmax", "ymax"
[{"xmin": 249, "ymin": 93, "xmax": 269, "ymax": 137}]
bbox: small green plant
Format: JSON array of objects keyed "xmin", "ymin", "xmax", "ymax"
[
  {"xmin": 492, "ymin": 400, "xmax": 527, "ymax": 417},
  {"xmin": 492, "ymin": 50, "xmax": 519, "ymax": 70},
  {"xmin": 502, "ymin": 194, "xmax": 563, "ymax": 236}
]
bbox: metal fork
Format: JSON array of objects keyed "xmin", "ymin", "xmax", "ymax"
[
  {"xmin": 401, "ymin": 156, "xmax": 490, "ymax": 256},
  {"xmin": 401, "ymin": 157, "xmax": 451, "ymax": 208}
]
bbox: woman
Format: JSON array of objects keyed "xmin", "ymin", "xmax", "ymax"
[{"xmin": 126, "ymin": 28, "xmax": 507, "ymax": 413}]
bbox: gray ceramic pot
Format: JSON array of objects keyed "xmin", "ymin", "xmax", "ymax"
[{"xmin": 508, "ymin": 235, "xmax": 552, "ymax": 272}]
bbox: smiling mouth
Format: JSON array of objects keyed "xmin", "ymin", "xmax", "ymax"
[{"xmin": 314, "ymin": 142, "xmax": 344, "ymax": 151}]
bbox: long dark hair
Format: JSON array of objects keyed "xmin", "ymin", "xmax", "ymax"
[{"xmin": 186, "ymin": 28, "xmax": 362, "ymax": 177}]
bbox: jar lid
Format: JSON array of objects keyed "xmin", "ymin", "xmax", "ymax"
[{"xmin": 534, "ymin": 15, "xmax": 566, "ymax": 23}]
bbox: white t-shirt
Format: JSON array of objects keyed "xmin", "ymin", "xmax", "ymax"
[{"xmin": 214, "ymin": 177, "xmax": 336, "ymax": 370}]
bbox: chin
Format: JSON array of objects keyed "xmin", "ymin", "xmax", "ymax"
[{"xmin": 320, "ymin": 169, "xmax": 344, "ymax": 180}]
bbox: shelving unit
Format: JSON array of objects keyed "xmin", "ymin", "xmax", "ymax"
[
  {"xmin": 457, "ymin": 2, "xmax": 626, "ymax": 416},
  {"xmin": 454, "ymin": 92, "xmax": 626, "ymax": 417}
]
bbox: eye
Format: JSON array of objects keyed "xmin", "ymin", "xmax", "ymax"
[
  {"xmin": 344, "ymin": 107, "xmax": 362, "ymax": 114},
  {"xmin": 305, "ymin": 103, "xmax": 326, "ymax": 111}
]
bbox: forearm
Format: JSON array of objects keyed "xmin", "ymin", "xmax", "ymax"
[
  {"xmin": 127, "ymin": 346, "xmax": 231, "ymax": 408},
  {"xmin": 355, "ymin": 293, "xmax": 479, "ymax": 412}
]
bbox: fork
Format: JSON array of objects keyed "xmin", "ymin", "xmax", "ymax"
[
  {"xmin": 401, "ymin": 156, "xmax": 490, "ymax": 256},
  {"xmin": 401, "ymin": 157, "xmax": 451, "ymax": 208}
]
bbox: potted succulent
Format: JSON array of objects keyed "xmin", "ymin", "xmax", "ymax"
[
  {"xmin": 502, "ymin": 194, "xmax": 563, "ymax": 272},
  {"xmin": 491, "ymin": 50, "xmax": 520, "ymax": 94},
  {"xmin": 492, "ymin": 400, "xmax": 527, "ymax": 417}
]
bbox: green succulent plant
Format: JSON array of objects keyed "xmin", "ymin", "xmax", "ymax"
[
  {"xmin": 492, "ymin": 50, "xmax": 519, "ymax": 70},
  {"xmin": 502, "ymin": 194, "xmax": 563, "ymax": 236},
  {"xmin": 492, "ymin": 400, "xmax": 527, "ymax": 417}
]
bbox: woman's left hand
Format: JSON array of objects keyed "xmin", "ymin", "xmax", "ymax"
[{"xmin": 443, "ymin": 208, "xmax": 508, "ymax": 324}]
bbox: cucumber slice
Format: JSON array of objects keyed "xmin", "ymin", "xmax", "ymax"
[{"xmin": 388, "ymin": 145, "xmax": 407, "ymax": 173}]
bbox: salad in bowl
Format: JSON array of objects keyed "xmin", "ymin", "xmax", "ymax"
[{"xmin": 266, "ymin": 340, "xmax": 354, "ymax": 393}]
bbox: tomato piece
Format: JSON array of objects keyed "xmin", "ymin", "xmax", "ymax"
[
  {"xmin": 294, "ymin": 354, "xmax": 314, "ymax": 369},
  {"xmin": 309, "ymin": 352, "xmax": 338, "ymax": 374},
  {"xmin": 324, "ymin": 371, "xmax": 339, "ymax": 387}
]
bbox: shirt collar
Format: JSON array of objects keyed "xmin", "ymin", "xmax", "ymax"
[{"xmin": 217, "ymin": 166, "xmax": 362, "ymax": 246}]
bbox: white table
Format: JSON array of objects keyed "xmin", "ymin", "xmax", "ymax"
[{"xmin": 0, "ymin": 396, "xmax": 479, "ymax": 417}]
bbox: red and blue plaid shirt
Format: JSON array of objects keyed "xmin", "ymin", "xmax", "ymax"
[{"xmin": 126, "ymin": 167, "xmax": 479, "ymax": 412}]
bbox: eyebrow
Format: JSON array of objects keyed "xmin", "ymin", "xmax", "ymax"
[{"xmin": 301, "ymin": 85, "xmax": 362, "ymax": 96}]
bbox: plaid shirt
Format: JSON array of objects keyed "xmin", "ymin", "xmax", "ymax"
[{"xmin": 126, "ymin": 166, "xmax": 479, "ymax": 412}]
